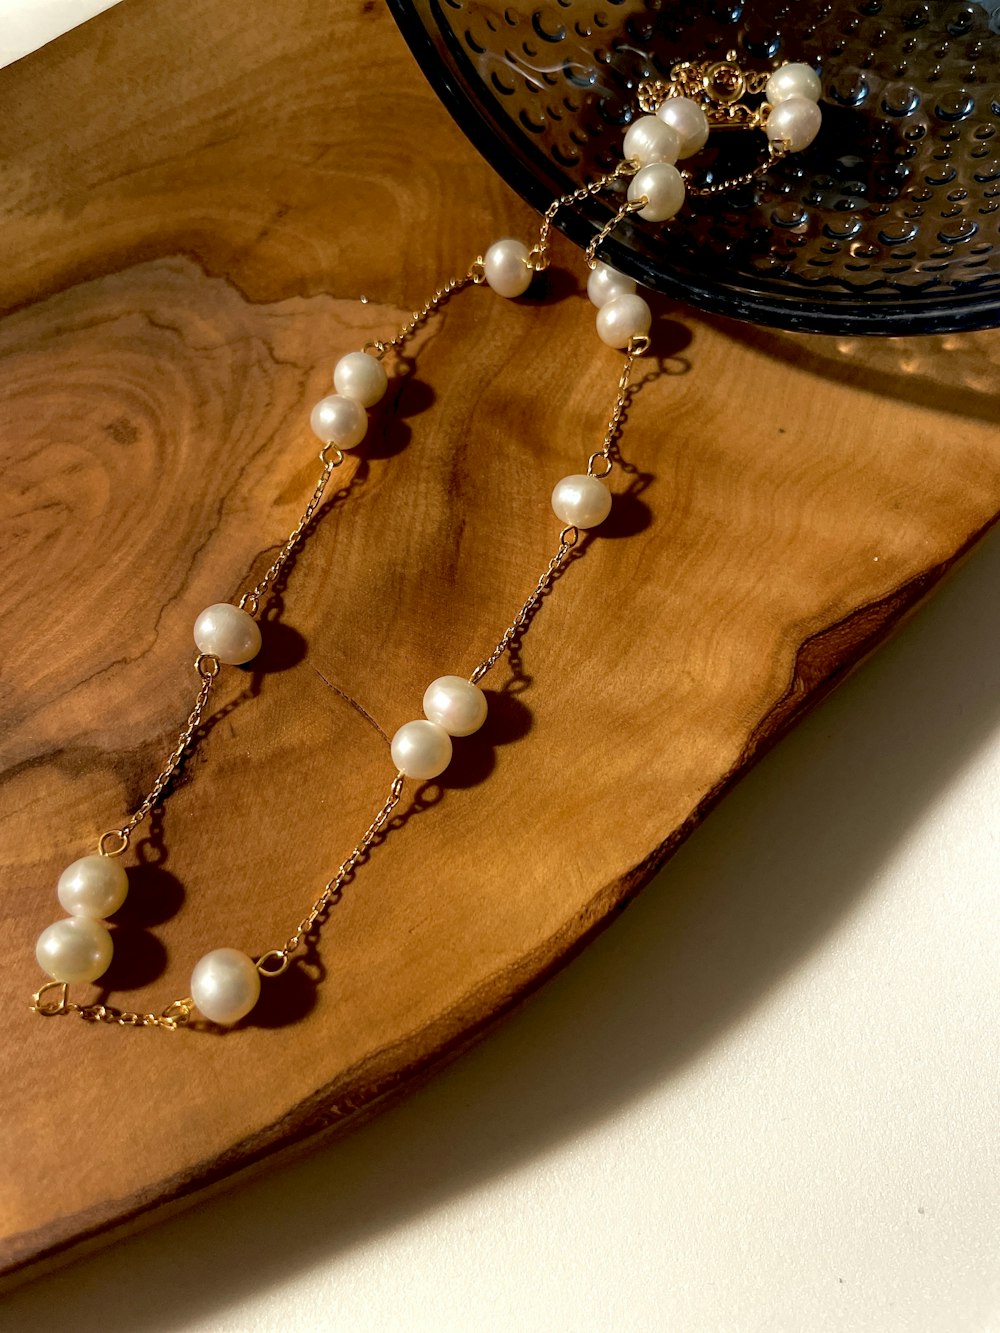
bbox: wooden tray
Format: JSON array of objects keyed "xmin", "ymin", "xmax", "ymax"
[{"xmin": 2, "ymin": 0, "xmax": 999, "ymax": 1286}]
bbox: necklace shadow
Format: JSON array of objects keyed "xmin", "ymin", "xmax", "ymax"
[{"xmin": 10, "ymin": 491, "xmax": 1000, "ymax": 1330}]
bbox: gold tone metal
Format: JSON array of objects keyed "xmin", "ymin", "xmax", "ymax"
[
  {"xmin": 98, "ymin": 829, "xmax": 129, "ymax": 858},
  {"xmin": 32, "ymin": 980, "xmax": 70, "ymax": 1015},
  {"xmin": 318, "ymin": 442, "xmax": 345, "ymax": 468},
  {"xmin": 585, "ymin": 197, "xmax": 647, "ymax": 270},
  {"xmin": 470, "ymin": 344, "xmax": 640, "ymax": 686},
  {"xmin": 97, "ymin": 665, "xmax": 217, "ymax": 856},
  {"xmin": 30, "ymin": 982, "xmax": 193, "ymax": 1029},
  {"xmin": 683, "ymin": 141, "xmax": 789, "ymax": 197},
  {"xmin": 530, "ymin": 162, "xmax": 637, "ymax": 273},
  {"xmin": 638, "ymin": 51, "xmax": 771, "ymax": 127},
  {"xmin": 255, "ymin": 950, "xmax": 290, "ymax": 977},
  {"xmin": 259, "ymin": 774, "xmax": 407, "ymax": 967},
  {"xmin": 239, "ymin": 453, "xmax": 344, "ymax": 617},
  {"xmin": 363, "ymin": 264, "xmax": 482, "ymax": 360}
]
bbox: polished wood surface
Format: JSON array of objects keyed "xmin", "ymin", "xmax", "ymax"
[{"xmin": 2, "ymin": 0, "xmax": 999, "ymax": 1284}]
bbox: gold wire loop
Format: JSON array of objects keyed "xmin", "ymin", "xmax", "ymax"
[
  {"xmin": 526, "ymin": 246, "xmax": 549, "ymax": 272},
  {"xmin": 239, "ymin": 591, "xmax": 261, "ymax": 617},
  {"xmin": 256, "ymin": 950, "xmax": 290, "ymax": 977},
  {"xmin": 362, "ymin": 339, "xmax": 388, "ymax": 359},
  {"xmin": 468, "ymin": 257, "xmax": 486, "ymax": 284},
  {"xmin": 195, "ymin": 652, "xmax": 221, "ymax": 680},
  {"xmin": 559, "ymin": 525, "xmax": 579, "ymax": 547},
  {"xmin": 32, "ymin": 980, "xmax": 70, "ymax": 1015},
  {"xmin": 319, "ymin": 442, "xmax": 345, "ymax": 467},
  {"xmin": 161, "ymin": 998, "xmax": 193, "ymax": 1025},
  {"xmin": 627, "ymin": 333, "xmax": 651, "ymax": 357},
  {"xmin": 587, "ymin": 453, "xmax": 613, "ymax": 479},
  {"xmin": 98, "ymin": 828, "xmax": 130, "ymax": 857}
]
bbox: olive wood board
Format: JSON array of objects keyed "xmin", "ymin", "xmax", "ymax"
[{"xmin": 2, "ymin": 0, "xmax": 999, "ymax": 1288}]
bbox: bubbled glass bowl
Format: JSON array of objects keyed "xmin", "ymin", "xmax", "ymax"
[{"xmin": 388, "ymin": 0, "xmax": 1000, "ymax": 333}]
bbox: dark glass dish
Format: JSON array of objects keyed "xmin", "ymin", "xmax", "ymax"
[{"xmin": 387, "ymin": 0, "xmax": 1000, "ymax": 334}]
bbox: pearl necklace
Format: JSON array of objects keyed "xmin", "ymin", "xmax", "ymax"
[{"xmin": 31, "ymin": 57, "xmax": 822, "ymax": 1030}]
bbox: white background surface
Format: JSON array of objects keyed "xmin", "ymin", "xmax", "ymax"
[{"xmin": 3, "ymin": 5, "xmax": 999, "ymax": 1330}]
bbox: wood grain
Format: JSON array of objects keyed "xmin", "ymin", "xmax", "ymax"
[{"xmin": 2, "ymin": 0, "xmax": 999, "ymax": 1285}]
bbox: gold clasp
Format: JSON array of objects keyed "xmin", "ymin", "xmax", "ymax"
[{"xmin": 640, "ymin": 52, "xmax": 772, "ymax": 130}]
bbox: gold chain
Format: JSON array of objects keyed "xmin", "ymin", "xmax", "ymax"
[
  {"xmin": 362, "ymin": 263, "xmax": 484, "ymax": 360},
  {"xmin": 683, "ymin": 142, "xmax": 789, "ymax": 197},
  {"xmin": 32, "ymin": 980, "xmax": 193, "ymax": 1029},
  {"xmin": 32, "ymin": 271, "xmax": 647, "ymax": 1024},
  {"xmin": 97, "ymin": 660, "xmax": 219, "ymax": 859},
  {"xmin": 529, "ymin": 161, "xmax": 638, "ymax": 272},
  {"xmin": 39, "ymin": 49, "xmax": 795, "ymax": 1025}
]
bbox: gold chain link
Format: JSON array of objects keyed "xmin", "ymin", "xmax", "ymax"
[
  {"xmin": 239, "ymin": 448, "xmax": 345, "ymax": 617},
  {"xmin": 31, "ymin": 980, "xmax": 193, "ymax": 1030},
  {"xmin": 264, "ymin": 774, "xmax": 406, "ymax": 966},
  {"xmin": 363, "ymin": 263, "xmax": 484, "ymax": 361},
  {"xmin": 529, "ymin": 161, "xmax": 638, "ymax": 272},
  {"xmin": 98, "ymin": 664, "xmax": 218, "ymax": 857}
]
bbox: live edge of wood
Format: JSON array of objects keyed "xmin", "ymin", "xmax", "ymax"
[{"xmin": 2, "ymin": 0, "xmax": 998, "ymax": 1289}]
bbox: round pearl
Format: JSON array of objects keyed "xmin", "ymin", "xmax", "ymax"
[
  {"xmin": 57, "ymin": 855, "xmax": 128, "ymax": 919},
  {"xmin": 193, "ymin": 603, "xmax": 261, "ymax": 665},
  {"xmin": 36, "ymin": 916, "xmax": 113, "ymax": 983},
  {"xmin": 422, "ymin": 676, "xmax": 488, "ymax": 737},
  {"xmin": 587, "ymin": 263, "xmax": 637, "ymax": 309},
  {"xmin": 390, "ymin": 719, "xmax": 453, "ymax": 780},
  {"xmin": 627, "ymin": 162, "xmax": 685, "ymax": 223},
  {"xmin": 551, "ymin": 474, "xmax": 612, "ymax": 529},
  {"xmin": 483, "ymin": 238, "xmax": 533, "ymax": 298},
  {"xmin": 595, "ymin": 293, "xmax": 652, "ymax": 349},
  {"xmin": 191, "ymin": 948, "xmax": 261, "ymax": 1026},
  {"xmin": 766, "ymin": 95, "xmax": 822, "ymax": 152},
  {"xmin": 333, "ymin": 352, "xmax": 388, "ymax": 408},
  {"xmin": 655, "ymin": 96, "xmax": 709, "ymax": 158},
  {"xmin": 765, "ymin": 62, "xmax": 822, "ymax": 105},
  {"xmin": 622, "ymin": 115, "xmax": 681, "ymax": 166},
  {"xmin": 310, "ymin": 393, "xmax": 368, "ymax": 449}
]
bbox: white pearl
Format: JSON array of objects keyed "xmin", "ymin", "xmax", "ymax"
[
  {"xmin": 551, "ymin": 474, "xmax": 612, "ymax": 529},
  {"xmin": 595, "ymin": 293, "xmax": 651, "ymax": 349},
  {"xmin": 766, "ymin": 95, "xmax": 822, "ymax": 152},
  {"xmin": 309, "ymin": 393, "xmax": 368, "ymax": 449},
  {"xmin": 194, "ymin": 603, "xmax": 261, "ymax": 665},
  {"xmin": 655, "ymin": 96, "xmax": 709, "ymax": 158},
  {"xmin": 57, "ymin": 855, "xmax": 128, "ymax": 919},
  {"xmin": 622, "ymin": 115, "xmax": 681, "ymax": 166},
  {"xmin": 390, "ymin": 719, "xmax": 452, "ymax": 780},
  {"xmin": 587, "ymin": 263, "xmax": 637, "ymax": 309},
  {"xmin": 483, "ymin": 238, "xmax": 533, "ymax": 298},
  {"xmin": 36, "ymin": 916, "xmax": 113, "ymax": 983},
  {"xmin": 422, "ymin": 676, "xmax": 488, "ymax": 737},
  {"xmin": 333, "ymin": 352, "xmax": 388, "ymax": 408},
  {"xmin": 627, "ymin": 162, "xmax": 685, "ymax": 223},
  {"xmin": 191, "ymin": 948, "xmax": 261, "ymax": 1026},
  {"xmin": 765, "ymin": 62, "xmax": 822, "ymax": 105}
]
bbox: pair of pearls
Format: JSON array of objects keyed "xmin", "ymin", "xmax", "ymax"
[
  {"xmin": 390, "ymin": 675, "xmax": 489, "ymax": 780},
  {"xmin": 310, "ymin": 349, "xmax": 389, "ymax": 451},
  {"xmin": 35, "ymin": 855, "xmax": 129, "ymax": 984},
  {"xmin": 587, "ymin": 262, "xmax": 651, "ymax": 351},
  {"xmin": 763, "ymin": 62, "xmax": 823, "ymax": 152}
]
